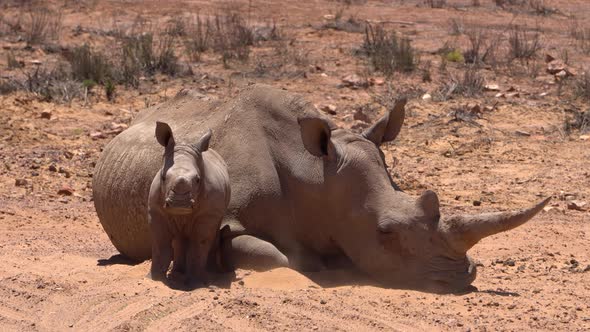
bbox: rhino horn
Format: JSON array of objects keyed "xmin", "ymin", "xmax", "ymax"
[{"xmin": 441, "ymin": 197, "xmax": 551, "ymax": 252}]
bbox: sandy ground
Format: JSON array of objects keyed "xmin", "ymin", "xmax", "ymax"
[{"xmin": 1, "ymin": 0, "xmax": 589, "ymax": 331}]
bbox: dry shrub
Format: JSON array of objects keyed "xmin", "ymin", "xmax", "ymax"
[
  {"xmin": 363, "ymin": 23, "xmax": 417, "ymax": 75},
  {"xmin": 574, "ymin": 71, "xmax": 590, "ymax": 101},
  {"xmin": 65, "ymin": 44, "xmax": 112, "ymax": 84},
  {"xmin": 322, "ymin": 8, "xmax": 365, "ymax": 33},
  {"xmin": 508, "ymin": 24, "xmax": 542, "ymax": 60},
  {"xmin": 448, "ymin": 18, "xmax": 464, "ymax": 36},
  {"xmin": 564, "ymin": 109, "xmax": 590, "ymax": 134},
  {"xmin": 436, "ymin": 67, "xmax": 485, "ymax": 100},
  {"xmin": 184, "ymin": 15, "xmax": 211, "ymax": 62},
  {"xmin": 0, "ymin": 12, "xmax": 23, "ymax": 36},
  {"xmin": 463, "ymin": 25, "xmax": 501, "ymax": 65},
  {"xmin": 425, "ymin": 0, "xmax": 446, "ymax": 8},
  {"xmin": 569, "ymin": 19, "xmax": 590, "ymax": 55},
  {"xmin": 25, "ymin": 7, "xmax": 62, "ymax": 45},
  {"xmin": 118, "ymin": 32, "xmax": 179, "ymax": 86},
  {"xmin": 211, "ymin": 13, "xmax": 254, "ymax": 66},
  {"xmin": 6, "ymin": 51, "xmax": 23, "ymax": 69},
  {"xmin": 3, "ymin": 64, "xmax": 82, "ymax": 103}
]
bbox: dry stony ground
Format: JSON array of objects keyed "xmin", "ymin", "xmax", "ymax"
[{"xmin": 0, "ymin": 0, "xmax": 589, "ymax": 331}]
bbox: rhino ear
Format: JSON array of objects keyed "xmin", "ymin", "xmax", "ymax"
[
  {"xmin": 195, "ymin": 129, "xmax": 212, "ymax": 152},
  {"xmin": 298, "ymin": 116, "xmax": 333, "ymax": 157},
  {"xmin": 417, "ymin": 190, "xmax": 440, "ymax": 220},
  {"xmin": 362, "ymin": 98, "xmax": 406, "ymax": 146},
  {"xmin": 155, "ymin": 121, "xmax": 173, "ymax": 147}
]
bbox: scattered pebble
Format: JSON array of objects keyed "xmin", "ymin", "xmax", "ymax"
[{"xmin": 15, "ymin": 179, "xmax": 28, "ymax": 187}]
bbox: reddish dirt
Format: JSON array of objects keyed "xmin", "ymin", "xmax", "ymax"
[{"xmin": 1, "ymin": 0, "xmax": 589, "ymax": 331}]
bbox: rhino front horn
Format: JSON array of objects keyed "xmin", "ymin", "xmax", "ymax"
[{"xmin": 441, "ymin": 197, "xmax": 551, "ymax": 253}]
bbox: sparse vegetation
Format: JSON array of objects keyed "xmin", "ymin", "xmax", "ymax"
[
  {"xmin": 322, "ymin": 10, "xmax": 365, "ymax": 33},
  {"xmin": 564, "ymin": 109, "xmax": 590, "ymax": 134},
  {"xmin": 363, "ymin": 24, "xmax": 417, "ymax": 75},
  {"xmin": 508, "ymin": 24, "xmax": 542, "ymax": 60},
  {"xmin": 448, "ymin": 18, "xmax": 464, "ymax": 36},
  {"xmin": 6, "ymin": 51, "xmax": 23, "ymax": 69},
  {"xmin": 574, "ymin": 71, "xmax": 590, "ymax": 101},
  {"xmin": 425, "ymin": 0, "xmax": 446, "ymax": 8},
  {"xmin": 445, "ymin": 49, "xmax": 464, "ymax": 63},
  {"xmin": 211, "ymin": 13, "xmax": 254, "ymax": 66},
  {"xmin": 66, "ymin": 44, "xmax": 112, "ymax": 84},
  {"xmin": 436, "ymin": 67, "xmax": 485, "ymax": 100},
  {"xmin": 184, "ymin": 15, "xmax": 211, "ymax": 62},
  {"xmin": 463, "ymin": 26, "xmax": 501, "ymax": 65},
  {"xmin": 25, "ymin": 7, "xmax": 62, "ymax": 45},
  {"xmin": 569, "ymin": 19, "xmax": 590, "ymax": 55}
]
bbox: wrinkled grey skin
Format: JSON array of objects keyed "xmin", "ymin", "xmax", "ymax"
[
  {"xmin": 93, "ymin": 84, "xmax": 549, "ymax": 293},
  {"xmin": 147, "ymin": 121, "xmax": 230, "ymax": 284}
]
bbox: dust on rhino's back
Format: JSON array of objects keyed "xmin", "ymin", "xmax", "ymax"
[{"xmin": 93, "ymin": 91, "xmax": 221, "ymax": 260}]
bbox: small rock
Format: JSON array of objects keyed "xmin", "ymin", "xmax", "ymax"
[
  {"xmin": 40, "ymin": 110, "xmax": 52, "ymax": 119},
  {"xmin": 320, "ymin": 104, "xmax": 337, "ymax": 115},
  {"xmin": 515, "ymin": 130, "xmax": 531, "ymax": 136},
  {"xmin": 15, "ymin": 179, "xmax": 28, "ymax": 187},
  {"xmin": 506, "ymin": 92, "xmax": 520, "ymax": 98},
  {"xmin": 57, "ymin": 186, "xmax": 74, "ymax": 196},
  {"xmin": 48, "ymin": 164, "xmax": 57, "ymax": 172},
  {"xmin": 353, "ymin": 109, "xmax": 370, "ymax": 123},
  {"xmin": 539, "ymin": 92, "xmax": 548, "ymax": 97},
  {"xmin": 323, "ymin": 14, "xmax": 336, "ymax": 20},
  {"xmin": 341, "ymin": 74, "xmax": 366, "ymax": 89},
  {"xmin": 320, "ymin": 299, "xmax": 327, "ymax": 304},
  {"xmin": 504, "ymin": 258, "xmax": 516, "ymax": 266},
  {"xmin": 30, "ymin": 60, "xmax": 42, "ymax": 65},
  {"xmin": 545, "ymin": 54, "xmax": 556, "ymax": 63},
  {"xmin": 372, "ymin": 77, "xmax": 385, "ymax": 85},
  {"xmin": 90, "ymin": 132, "xmax": 106, "ymax": 140},
  {"xmin": 64, "ymin": 151, "xmax": 74, "ymax": 159},
  {"xmin": 494, "ymin": 93, "xmax": 504, "ymax": 98},
  {"xmin": 567, "ymin": 200, "xmax": 587, "ymax": 211},
  {"xmin": 109, "ymin": 122, "xmax": 129, "ymax": 134},
  {"xmin": 473, "ymin": 200, "xmax": 482, "ymax": 206},
  {"xmin": 555, "ymin": 70, "xmax": 568, "ymax": 79},
  {"xmin": 580, "ymin": 135, "xmax": 589, "ymax": 141},
  {"xmin": 484, "ymin": 84, "xmax": 500, "ymax": 91},
  {"xmin": 59, "ymin": 167, "xmax": 72, "ymax": 178},
  {"xmin": 422, "ymin": 93, "xmax": 432, "ymax": 101}
]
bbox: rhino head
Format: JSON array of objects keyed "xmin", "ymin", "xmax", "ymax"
[
  {"xmin": 298, "ymin": 99, "xmax": 549, "ymax": 293},
  {"xmin": 155, "ymin": 121, "xmax": 212, "ymax": 216}
]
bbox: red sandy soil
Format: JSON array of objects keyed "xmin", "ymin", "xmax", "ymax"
[{"xmin": 0, "ymin": 0, "xmax": 589, "ymax": 330}]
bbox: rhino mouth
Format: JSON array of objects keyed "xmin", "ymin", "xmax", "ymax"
[{"xmin": 164, "ymin": 192, "xmax": 195, "ymax": 215}]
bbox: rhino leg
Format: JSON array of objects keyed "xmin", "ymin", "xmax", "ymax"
[
  {"xmin": 148, "ymin": 212, "xmax": 173, "ymax": 282},
  {"xmin": 171, "ymin": 237, "xmax": 186, "ymax": 274},
  {"xmin": 221, "ymin": 234, "xmax": 289, "ymax": 271}
]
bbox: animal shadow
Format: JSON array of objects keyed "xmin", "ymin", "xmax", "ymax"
[
  {"xmin": 477, "ymin": 289, "xmax": 521, "ymax": 297},
  {"xmin": 97, "ymin": 254, "xmax": 141, "ymax": 266},
  {"xmin": 163, "ymin": 271, "xmax": 236, "ymax": 291}
]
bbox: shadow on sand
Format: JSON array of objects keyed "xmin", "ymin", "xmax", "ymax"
[{"xmin": 97, "ymin": 254, "xmax": 142, "ymax": 266}]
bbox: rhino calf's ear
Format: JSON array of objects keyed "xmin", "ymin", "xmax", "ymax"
[
  {"xmin": 298, "ymin": 117, "xmax": 332, "ymax": 157},
  {"xmin": 155, "ymin": 121, "xmax": 173, "ymax": 147},
  {"xmin": 195, "ymin": 129, "xmax": 212, "ymax": 152},
  {"xmin": 362, "ymin": 98, "xmax": 406, "ymax": 146}
]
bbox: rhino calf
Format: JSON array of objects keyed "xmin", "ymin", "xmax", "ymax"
[{"xmin": 147, "ymin": 121, "xmax": 230, "ymax": 285}]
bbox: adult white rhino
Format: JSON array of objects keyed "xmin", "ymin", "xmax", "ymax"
[{"xmin": 93, "ymin": 84, "xmax": 549, "ymax": 293}]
